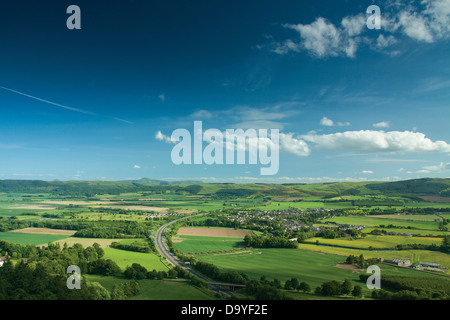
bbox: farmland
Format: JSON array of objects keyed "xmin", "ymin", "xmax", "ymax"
[
  {"xmin": 193, "ymin": 247, "xmax": 448, "ymax": 292},
  {"xmin": 0, "ymin": 231, "xmax": 70, "ymax": 246},
  {"xmin": 86, "ymin": 275, "xmax": 216, "ymax": 300},
  {"xmin": 174, "ymin": 235, "xmax": 246, "ymax": 254},
  {"xmin": 102, "ymin": 247, "xmax": 167, "ymax": 271},
  {"xmin": 304, "ymin": 235, "xmax": 444, "ymax": 250},
  {"xmin": 0, "ymin": 178, "xmax": 449, "ymax": 300},
  {"xmin": 323, "ymin": 215, "xmax": 443, "ymax": 231},
  {"xmin": 297, "ymin": 243, "xmax": 450, "ymax": 271}
]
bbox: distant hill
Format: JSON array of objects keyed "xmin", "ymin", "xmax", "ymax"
[
  {"xmin": 0, "ymin": 178, "xmax": 448, "ymax": 199},
  {"xmin": 119, "ymin": 178, "xmax": 204, "ymax": 186}
]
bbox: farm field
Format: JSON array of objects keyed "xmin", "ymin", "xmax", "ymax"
[
  {"xmin": 254, "ymin": 201, "xmax": 325, "ymax": 210},
  {"xmin": 173, "ymin": 235, "xmax": 246, "ymax": 253},
  {"xmin": 304, "ymin": 235, "xmax": 444, "ymax": 249},
  {"xmin": 102, "ymin": 247, "xmax": 167, "ymax": 271},
  {"xmin": 195, "ymin": 248, "xmax": 448, "ymax": 293},
  {"xmin": 324, "ymin": 215, "xmax": 441, "ymax": 231},
  {"xmin": 50, "ymin": 237, "xmax": 118, "ymax": 248},
  {"xmin": 374, "ymin": 214, "xmax": 443, "ymax": 221},
  {"xmin": 9, "ymin": 227, "xmax": 77, "ymax": 236},
  {"xmin": 1, "ymin": 178, "xmax": 449, "ymax": 300},
  {"xmin": 0, "ymin": 231, "xmax": 70, "ymax": 246},
  {"xmin": 177, "ymin": 227, "xmax": 251, "ymax": 238},
  {"xmin": 297, "ymin": 243, "xmax": 450, "ymax": 272},
  {"xmin": 361, "ymin": 227, "xmax": 448, "ymax": 236},
  {"xmin": 86, "ymin": 275, "xmax": 216, "ymax": 300}
]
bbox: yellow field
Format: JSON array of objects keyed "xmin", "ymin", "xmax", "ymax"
[
  {"xmin": 50, "ymin": 237, "xmax": 117, "ymax": 248},
  {"xmin": 177, "ymin": 227, "xmax": 251, "ymax": 238},
  {"xmin": 9, "ymin": 228, "xmax": 77, "ymax": 236},
  {"xmin": 91, "ymin": 205, "xmax": 169, "ymax": 212},
  {"xmin": 8, "ymin": 205, "xmax": 57, "ymax": 210}
]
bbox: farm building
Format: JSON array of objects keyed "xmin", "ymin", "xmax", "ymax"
[
  {"xmin": 420, "ymin": 262, "xmax": 440, "ymax": 268},
  {"xmin": 385, "ymin": 258, "xmax": 411, "ymax": 266}
]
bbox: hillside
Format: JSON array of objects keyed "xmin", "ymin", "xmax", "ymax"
[{"xmin": 0, "ymin": 178, "xmax": 448, "ymax": 200}]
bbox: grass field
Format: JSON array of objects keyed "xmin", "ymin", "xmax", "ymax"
[
  {"xmin": 86, "ymin": 275, "xmax": 216, "ymax": 300},
  {"xmin": 374, "ymin": 214, "xmax": 443, "ymax": 221},
  {"xmin": 195, "ymin": 248, "xmax": 448, "ymax": 293},
  {"xmin": 297, "ymin": 243, "xmax": 450, "ymax": 272},
  {"xmin": 174, "ymin": 235, "xmax": 246, "ymax": 253},
  {"xmin": 102, "ymin": 247, "xmax": 167, "ymax": 271},
  {"xmin": 324, "ymin": 215, "xmax": 441, "ymax": 231},
  {"xmin": 9, "ymin": 227, "xmax": 76, "ymax": 236},
  {"xmin": 304, "ymin": 235, "xmax": 444, "ymax": 249},
  {"xmin": 362, "ymin": 227, "xmax": 448, "ymax": 236},
  {"xmin": 0, "ymin": 231, "xmax": 70, "ymax": 245}
]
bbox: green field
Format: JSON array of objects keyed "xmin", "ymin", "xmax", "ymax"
[
  {"xmin": 86, "ymin": 275, "xmax": 216, "ymax": 300},
  {"xmin": 195, "ymin": 248, "xmax": 448, "ymax": 293},
  {"xmin": 305, "ymin": 235, "xmax": 444, "ymax": 249},
  {"xmin": 254, "ymin": 201, "xmax": 325, "ymax": 210},
  {"xmin": 0, "ymin": 231, "xmax": 70, "ymax": 245},
  {"xmin": 174, "ymin": 235, "xmax": 246, "ymax": 253},
  {"xmin": 362, "ymin": 227, "xmax": 448, "ymax": 236},
  {"xmin": 102, "ymin": 247, "xmax": 167, "ymax": 271},
  {"xmin": 324, "ymin": 215, "xmax": 441, "ymax": 231},
  {"xmin": 297, "ymin": 243, "xmax": 450, "ymax": 272}
]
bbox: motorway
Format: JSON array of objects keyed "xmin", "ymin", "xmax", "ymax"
[{"xmin": 154, "ymin": 214, "xmax": 235, "ymax": 296}]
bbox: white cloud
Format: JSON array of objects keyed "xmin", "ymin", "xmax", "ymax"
[
  {"xmin": 423, "ymin": 0, "xmax": 450, "ymax": 39},
  {"xmin": 341, "ymin": 14, "xmax": 366, "ymax": 37},
  {"xmin": 283, "ymin": 18, "xmax": 352, "ymax": 58},
  {"xmin": 270, "ymin": 0, "xmax": 450, "ymax": 59},
  {"xmin": 155, "ymin": 131, "xmax": 176, "ymax": 144},
  {"xmin": 301, "ymin": 130, "xmax": 450, "ymax": 153},
  {"xmin": 320, "ymin": 116, "xmax": 350, "ymax": 127},
  {"xmin": 279, "ymin": 133, "xmax": 311, "ymax": 156},
  {"xmin": 190, "ymin": 105, "xmax": 300, "ymax": 130},
  {"xmin": 362, "ymin": 170, "xmax": 374, "ymax": 174},
  {"xmin": 373, "ymin": 121, "xmax": 390, "ymax": 129},
  {"xmin": 156, "ymin": 126, "xmax": 450, "ymax": 159},
  {"xmin": 320, "ymin": 116, "xmax": 334, "ymax": 126},
  {"xmin": 158, "ymin": 93, "xmax": 165, "ymax": 102},
  {"xmin": 133, "ymin": 165, "xmax": 141, "ymax": 169},
  {"xmin": 422, "ymin": 162, "xmax": 450, "ymax": 172},
  {"xmin": 397, "ymin": 11, "xmax": 434, "ymax": 42}
]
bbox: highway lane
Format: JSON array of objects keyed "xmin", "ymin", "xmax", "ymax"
[{"xmin": 154, "ymin": 214, "xmax": 234, "ymax": 296}]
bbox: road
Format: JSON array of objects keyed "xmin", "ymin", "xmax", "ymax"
[{"xmin": 154, "ymin": 214, "xmax": 235, "ymax": 296}]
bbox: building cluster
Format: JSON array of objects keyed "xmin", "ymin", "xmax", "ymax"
[
  {"xmin": 382, "ymin": 258, "xmax": 445, "ymax": 272},
  {"xmin": 223, "ymin": 208, "xmax": 340, "ymax": 232},
  {"xmin": 145, "ymin": 212, "xmax": 182, "ymax": 219},
  {"xmin": 384, "ymin": 258, "xmax": 412, "ymax": 266}
]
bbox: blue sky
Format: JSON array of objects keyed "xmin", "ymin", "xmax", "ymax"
[{"xmin": 0, "ymin": 0, "xmax": 449, "ymax": 183}]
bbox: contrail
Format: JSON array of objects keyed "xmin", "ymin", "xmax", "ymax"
[{"xmin": 0, "ymin": 86, "xmax": 133, "ymax": 124}]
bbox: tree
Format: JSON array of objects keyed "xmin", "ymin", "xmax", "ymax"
[
  {"xmin": 284, "ymin": 279, "xmax": 293, "ymax": 290},
  {"xmin": 320, "ymin": 280, "xmax": 341, "ymax": 296},
  {"xmin": 290, "ymin": 278, "xmax": 300, "ymax": 291},
  {"xmin": 298, "ymin": 281, "xmax": 311, "ymax": 293},
  {"xmin": 340, "ymin": 279, "xmax": 353, "ymax": 295},
  {"xmin": 352, "ymin": 285, "xmax": 363, "ymax": 298},
  {"xmin": 168, "ymin": 269, "xmax": 178, "ymax": 279},
  {"xmin": 272, "ymin": 278, "xmax": 282, "ymax": 289}
]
